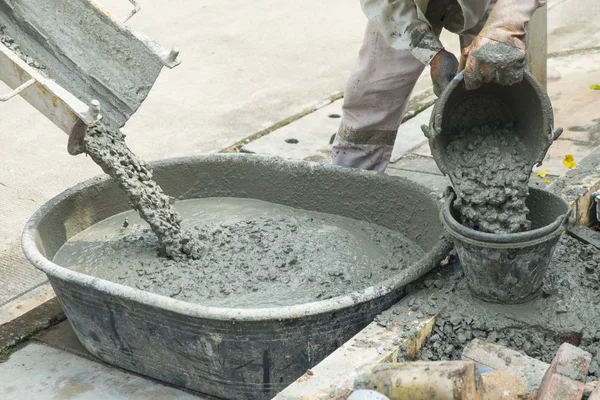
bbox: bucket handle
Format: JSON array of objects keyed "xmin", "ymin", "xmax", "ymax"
[{"xmin": 560, "ymin": 207, "xmax": 575, "ymax": 229}]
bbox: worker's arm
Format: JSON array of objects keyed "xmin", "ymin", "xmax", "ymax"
[
  {"xmin": 360, "ymin": 0, "xmax": 458, "ymax": 96},
  {"xmin": 459, "ymin": 0, "xmax": 547, "ymax": 90}
]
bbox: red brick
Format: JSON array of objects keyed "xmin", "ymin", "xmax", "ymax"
[
  {"xmin": 536, "ymin": 373, "xmax": 585, "ymax": 400},
  {"xmin": 547, "ymin": 343, "xmax": 592, "ymax": 382},
  {"xmin": 535, "ymin": 344, "xmax": 592, "ymax": 400}
]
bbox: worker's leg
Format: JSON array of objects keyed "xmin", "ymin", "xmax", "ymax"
[{"xmin": 332, "ymin": 22, "xmax": 426, "ymax": 172}]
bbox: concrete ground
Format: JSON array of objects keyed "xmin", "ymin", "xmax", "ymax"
[
  {"xmin": 1, "ymin": 342, "xmax": 205, "ymax": 400},
  {"xmin": 1, "ymin": 0, "xmax": 600, "ymax": 398}
]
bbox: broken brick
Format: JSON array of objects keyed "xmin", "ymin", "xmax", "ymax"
[{"xmin": 481, "ymin": 370, "xmax": 528, "ymax": 400}]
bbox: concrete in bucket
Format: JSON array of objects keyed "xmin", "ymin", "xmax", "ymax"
[
  {"xmin": 21, "ymin": 155, "xmax": 451, "ymax": 400},
  {"xmin": 422, "ymin": 70, "xmax": 569, "ymax": 303},
  {"xmin": 422, "ymin": 70, "xmax": 562, "ymax": 177}
]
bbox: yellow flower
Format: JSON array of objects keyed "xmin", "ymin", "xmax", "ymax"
[
  {"xmin": 537, "ymin": 169, "xmax": 548, "ymax": 178},
  {"xmin": 563, "ymin": 154, "xmax": 576, "ymax": 169},
  {"xmin": 544, "ymin": 179, "xmax": 551, "ymax": 184}
]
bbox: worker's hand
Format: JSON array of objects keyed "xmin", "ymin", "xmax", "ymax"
[
  {"xmin": 459, "ymin": 36, "xmax": 526, "ymax": 91},
  {"xmin": 458, "ymin": 0, "xmax": 543, "ymax": 90},
  {"xmin": 430, "ymin": 49, "xmax": 459, "ymax": 97}
]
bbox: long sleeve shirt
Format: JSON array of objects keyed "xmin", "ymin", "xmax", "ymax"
[{"xmin": 360, "ymin": 0, "xmax": 544, "ymax": 65}]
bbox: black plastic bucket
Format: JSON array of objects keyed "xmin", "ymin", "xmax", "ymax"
[
  {"xmin": 441, "ymin": 187, "xmax": 573, "ymax": 303},
  {"xmin": 423, "ymin": 71, "xmax": 561, "ymax": 177}
]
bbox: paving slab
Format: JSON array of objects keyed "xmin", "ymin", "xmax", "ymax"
[
  {"xmin": 390, "ymin": 154, "xmax": 443, "ymax": 176},
  {"xmin": 547, "ymin": 0, "xmax": 600, "ymax": 54},
  {"xmin": 410, "ymin": 141, "xmax": 433, "ymax": 158},
  {"xmin": 0, "ymin": 297, "xmax": 64, "ymax": 351},
  {"xmin": 0, "ymin": 281, "xmax": 54, "ymax": 326},
  {"xmin": 241, "ymin": 99, "xmax": 342, "ymax": 162},
  {"xmin": 0, "ymin": 342, "xmax": 206, "ymax": 399},
  {"xmin": 241, "ymin": 89, "xmax": 435, "ymax": 163},
  {"xmin": 385, "ymin": 168, "xmax": 450, "ymax": 195}
]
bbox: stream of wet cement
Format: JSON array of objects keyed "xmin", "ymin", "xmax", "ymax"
[
  {"xmin": 53, "ymin": 197, "xmax": 424, "ymax": 308},
  {"xmin": 445, "ymin": 122, "xmax": 532, "ymax": 233},
  {"xmin": 84, "ymin": 122, "xmax": 203, "ymax": 260}
]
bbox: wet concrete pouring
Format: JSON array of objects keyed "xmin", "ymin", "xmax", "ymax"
[
  {"xmin": 376, "ymin": 233, "xmax": 600, "ymax": 381},
  {"xmin": 84, "ymin": 122, "xmax": 203, "ymax": 261},
  {"xmin": 446, "ymin": 122, "xmax": 532, "ymax": 233}
]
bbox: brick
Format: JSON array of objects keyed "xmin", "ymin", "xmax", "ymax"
[
  {"xmin": 536, "ymin": 343, "xmax": 592, "ymax": 400},
  {"xmin": 536, "ymin": 373, "xmax": 584, "ymax": 400},
  {"xmin": 481, "ymin": 370, "xmax": 529, "ymax": 400},
  {"xmin": 354, "ymin": 361, "xmax": 480, "ymax": 399},
  {"xmin": 546, "ymin": 343, "xmax": 592, "ymax": 382},
  {"xmin": 462, "ymin": 339, "xmax": 549, "ymax": 393}
]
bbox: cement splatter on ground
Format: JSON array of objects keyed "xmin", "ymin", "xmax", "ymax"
[{"xmin": 377, "ymin": 234, "xmax": 600, "ymax": 381}]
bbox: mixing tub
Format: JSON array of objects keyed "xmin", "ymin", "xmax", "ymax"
[{"xmin": 22, "ymin": 154, "xmax": 450, "ymax": 400}]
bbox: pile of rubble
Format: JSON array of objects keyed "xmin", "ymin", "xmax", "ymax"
[{"xmin": 349, "ymin": 340, "xmax": 598, "ymax": 400}]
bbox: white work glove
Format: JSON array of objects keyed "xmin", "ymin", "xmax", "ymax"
[{"xmin": 459, "ymin": 0, "xmax": 546, "ymax": 90}]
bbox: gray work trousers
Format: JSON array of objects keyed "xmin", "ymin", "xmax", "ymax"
[{"xmin": 332, "ymin": 2, "xmax": 497, "ymax": 172}]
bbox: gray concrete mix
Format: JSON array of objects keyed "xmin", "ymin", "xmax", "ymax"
[
  {"xmin": 377, "ymin": 234, "xmax": 600, "ymax": 382},
  {"xmin": 445, "ymin": 123, "xmax": 532, "ymax": 233},
  {"xmin": 52, "ymin": 197, "xmax": 424, "ymax": 308}
]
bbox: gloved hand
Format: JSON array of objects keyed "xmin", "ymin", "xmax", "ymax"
[
  {"xmin": 459, "ymin": 0, "xmax": 545, "ymax": 90},
  {"xmin": 430, "ymin": 49, "xmax": 459, "ymax": 97}
]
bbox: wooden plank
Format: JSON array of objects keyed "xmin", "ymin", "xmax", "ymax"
[
  {"xmin": 0, "ymin": 43, "xmax": 91, "ymax": 137},
  {"xmin": 527, "ymin": 5, "xmax": 548, "ymax": 88}
]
